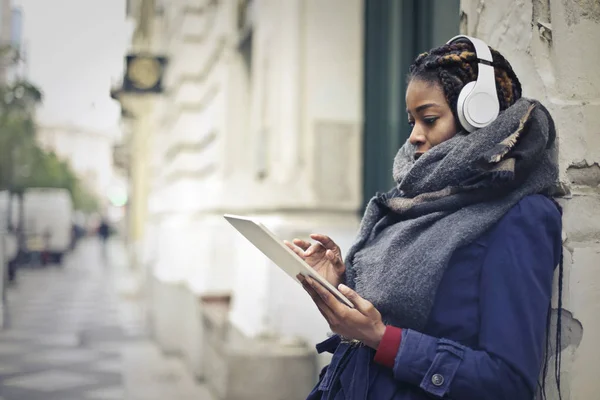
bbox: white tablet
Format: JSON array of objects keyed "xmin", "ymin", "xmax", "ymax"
[{"xmin": 223, "ymin": 214, "xmax": 354, "ymax": 308}]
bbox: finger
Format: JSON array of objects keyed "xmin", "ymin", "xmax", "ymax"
[
  {"xmin": 302, "ymin": 278, "xmax": 323, "ymax": 303},
  {"xmin": 310, "ymin": 234, "xmax": 339, "ymax": 252},
  {"xmin": 304, "ymin": 242, "xmax": 324, "ymax": 257},
  {"xmin": 306, "ymin": 276, "xmax": 346, "ymax": 314},
  {"xmin": 301, "ymin": 279, "xmax": 336, "ymax": 321},
  {"xmin": 326, "ymin": 249, "xmax": 344, "ymax": 265},
  {"xmin": 292, "ymin": 238, "xmax": 311, "ymax": 251},
  {"xmin": 284, "ymin": 240, "xmax": 306, "ymax": 258},
  {"xmin": 325, "ymin": 250, "xmax": 346, "ymax": 276},
  {"xmin": 338, "ymin": 284, "xmax": 377, "ymax": 317}
]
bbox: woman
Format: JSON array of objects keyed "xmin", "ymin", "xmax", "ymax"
[{"xmin": 285, "ymin": 35, "xmax": 563, "ymax": 400}]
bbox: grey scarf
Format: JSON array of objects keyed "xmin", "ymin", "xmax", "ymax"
[{"xmin": 345, "ymin": 98, "xmax": 558, "ymax": 331}]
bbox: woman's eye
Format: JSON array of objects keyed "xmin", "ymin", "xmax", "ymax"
[
  {"xmin": 424, "ymin": 117, "xmax": 438, "ymax": 125},
  {"xmin": 408, "ymin": 121, "xmax": 415, "ymax": 128}
]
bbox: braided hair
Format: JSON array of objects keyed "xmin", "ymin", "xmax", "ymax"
[
  {"xmin": 407, "ymin": 41, "xmax": 523, "ymax": 131},
  {"xmin": 409, "ymin": 41, "xmax": 563, "ymax": 399}
]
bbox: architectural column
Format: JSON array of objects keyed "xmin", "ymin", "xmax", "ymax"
[{"xmin": 126, "ymin": 98, "xmax": 155, "ymax": 271}]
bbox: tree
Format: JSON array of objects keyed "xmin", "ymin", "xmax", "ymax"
[
  {"xmin": 0, "ymin": 78, "xmax": 99, "ymax": 212},
  {"xmin": 0, "ymin": 80, "xmax": 41, "ymax": 192}
]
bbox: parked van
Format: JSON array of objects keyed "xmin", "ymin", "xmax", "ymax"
[{"xmin": 23, "ymin": 188, "xmax": 74, "ymax": 264}]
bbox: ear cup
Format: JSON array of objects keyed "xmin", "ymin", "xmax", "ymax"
[
  {"xmin": 464, "ymin": 91, "xmax": 500, "ymax": 128},
  {"xmin": 456, "ymin": 82, "xmax": 476, "ymax": 132},
  {"xmin": 456, "ymin": 82, "xmax": 500, "ymax": 133},
  {"xmin": 447, "ymin": 35, "xmax": 501, "ymax": 133}
]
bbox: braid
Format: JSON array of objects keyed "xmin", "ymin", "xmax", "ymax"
[
  {"xmin": 437, "ymin": 68, "xmax": 466, "ymax": 128},
  {"xmin": 408, "ymin": 40, "xmax": 523, "ymax": 130}
]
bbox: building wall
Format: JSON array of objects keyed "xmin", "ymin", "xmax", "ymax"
[
  {"xmin": 140, "ymin": 0, "xmax": 364, "ymax": 380},
  {"xmin": 127, "ymin": 0, "xmax": 600, "ymax": 397},
  {"xmin": 460, "ymin": 1, "xmax": 599, "ymax": 398},
  {"xmin": 147, "ymin": 0, "xmax": 232, "ymax": 288},
  {"xmin": 223, "ymin": 0, "xmax": 364, "ymax": 345}
]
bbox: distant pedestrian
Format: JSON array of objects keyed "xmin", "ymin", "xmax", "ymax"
[{"xmin": 97, "ymin": 218, "xmax": 110, "ymax": 260}]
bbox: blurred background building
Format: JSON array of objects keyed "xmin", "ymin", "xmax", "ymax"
[
  {"xmin": 110, "ymin": 0, "xmax": 600, "ymax": 399},
  {"xmin": 36, "ymin": 125, "xmax": 116, "ymax": 200},
  {"xmin": 0, "ymin": 0, "xmax": 24, "ymax": 84}
]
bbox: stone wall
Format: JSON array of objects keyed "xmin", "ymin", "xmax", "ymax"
[{"xmin": 460, "ymin": 1, "xmax": 600, "ymax": 398}]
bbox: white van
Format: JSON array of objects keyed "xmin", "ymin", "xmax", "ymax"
[{"xmin": 23, "ymin": 188, "xmax": 74, "ymax": 264}]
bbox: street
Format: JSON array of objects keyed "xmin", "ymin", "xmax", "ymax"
[{"xmin": 0, "ymin": 237, "xmax": 214, "ymax": 400}]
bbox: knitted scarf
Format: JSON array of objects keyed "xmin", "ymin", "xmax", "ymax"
[{"xmin": 344, "ymin": 98, "xmax": 558, "ymax": 330}]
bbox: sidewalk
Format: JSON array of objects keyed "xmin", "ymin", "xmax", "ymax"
[{"xmin": 0, "ymin": 237, "xmax": 214, "ymax": 400}]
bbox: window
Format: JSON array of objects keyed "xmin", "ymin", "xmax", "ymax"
[{"xmin": 362, "ymin": 0, "xmax": 461, "ymax": 210}]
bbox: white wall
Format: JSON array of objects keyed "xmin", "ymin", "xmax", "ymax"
[
  {"xmin": 225, "ymin": 0, "xmax": 364, "ymax": 347},
  {"xmin": 218, "ymin": 0, "xmax": 363, "ymax": 213},
  {"xmin": 146, "ymin": 0, "xmax": 234, "ymax": 291},
  {"xmin": 145, "ymin": 0, "xmax": 364, "ymax": 355}
]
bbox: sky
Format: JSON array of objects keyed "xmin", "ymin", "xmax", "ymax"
[{"xmin": 12, "ymin": 0, "xmax": 133, "ymax": 136}]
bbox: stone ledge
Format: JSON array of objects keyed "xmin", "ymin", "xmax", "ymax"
[{"xmin": 201, "ymin": 299, "xmax": 316, "ymax": 400}]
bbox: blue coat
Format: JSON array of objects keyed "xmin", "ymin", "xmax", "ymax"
[{"xmin": 307, "ymin": 194, "xmax": 562, "ymax": 400}]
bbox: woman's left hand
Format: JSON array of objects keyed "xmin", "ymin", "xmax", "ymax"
[{"xmin": 298, "ymin": 275, "xmax": 386, "ymax": 350}]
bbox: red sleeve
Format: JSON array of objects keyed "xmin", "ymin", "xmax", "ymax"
[{"xmin": 373, "ymin": 326, "xmax": 403, "ymax": 368}]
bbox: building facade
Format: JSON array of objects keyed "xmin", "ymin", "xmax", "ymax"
[
  {"xmin": 0, "ymin": 0, "xmax": 25, "ymax": 84},
  {"xmin": 113, "ymin": 0, "xmax": 599, "ymax": 399},
  {"xmin": 145, "ymin": 1, "xmax": 366, "ymax": 396}
]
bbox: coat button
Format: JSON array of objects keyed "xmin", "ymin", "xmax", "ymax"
[{"xmin": 431, "ymin": 373, "xmax": 445, "ymax": 386}]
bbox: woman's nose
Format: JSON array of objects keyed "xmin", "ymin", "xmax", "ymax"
[{"xmin": 409, "ymin": 125, "xmax": 426, "ymax": 147}]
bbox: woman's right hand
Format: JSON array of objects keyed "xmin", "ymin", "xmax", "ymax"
[{"xmin": 284, "ymin": 234, "xmax": 346, "ymax": 287}]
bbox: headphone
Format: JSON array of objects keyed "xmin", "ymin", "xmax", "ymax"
[{"xmin": 446, "ymin": 35, "xmax": 500, "ymax": 133}]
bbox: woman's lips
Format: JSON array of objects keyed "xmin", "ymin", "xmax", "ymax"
[{"xmin": 414, "ymin": 152, "xmax": 424, "ymax": 160}]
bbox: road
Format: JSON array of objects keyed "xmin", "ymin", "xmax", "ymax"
[{"xmin": 0, "ymin": 237, "xmax": 214, "ymax": 400}]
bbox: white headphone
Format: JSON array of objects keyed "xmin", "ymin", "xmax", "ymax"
[{"xmin": 446, "ymin": 35, "xmax": 500, "ymax": 133}]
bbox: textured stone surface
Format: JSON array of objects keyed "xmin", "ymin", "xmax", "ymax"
[
  {"xmin": 560, "ymin": 194, "xmax": 600, "ymax": 242},
  {"xmin": 461, "ymin": 1, "xmax": 600, "ymax": 398}
]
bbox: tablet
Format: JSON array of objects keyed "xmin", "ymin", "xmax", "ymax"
[{"xmin": 223, "ymin": 214, "xmax": 354, "ymax": 308}]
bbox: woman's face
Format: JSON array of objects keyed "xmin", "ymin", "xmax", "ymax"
[{"xmin": 406, "ymin": 79, "xmax": 458, "ymax": 160}]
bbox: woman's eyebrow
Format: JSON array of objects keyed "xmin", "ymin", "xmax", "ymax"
[{"xmin": 406, "ymin": 103, "xmax": 440, "ymax": 114}]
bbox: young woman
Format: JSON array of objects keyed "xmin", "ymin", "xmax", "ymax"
[{"xmin": 286, "ymin": 35, "xmax": 562, "ymax": 400}]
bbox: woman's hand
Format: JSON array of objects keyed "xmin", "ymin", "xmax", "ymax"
[
  {"xmin": 298, "ymin": 275, "xmax": 386, "ymax": 350},
  {"xmin": 284, "ymin": 234, "xmax": 345, "ymax": 287}
]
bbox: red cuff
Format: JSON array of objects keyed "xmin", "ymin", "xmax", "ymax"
[{"xmin": 373, "ymin": 326, "xmax": 402, "ymax": 368}]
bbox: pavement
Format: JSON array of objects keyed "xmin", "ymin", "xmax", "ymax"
[{"xmin": 0, "ymin": 237, "xmax": 215, "ymax": 400}]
